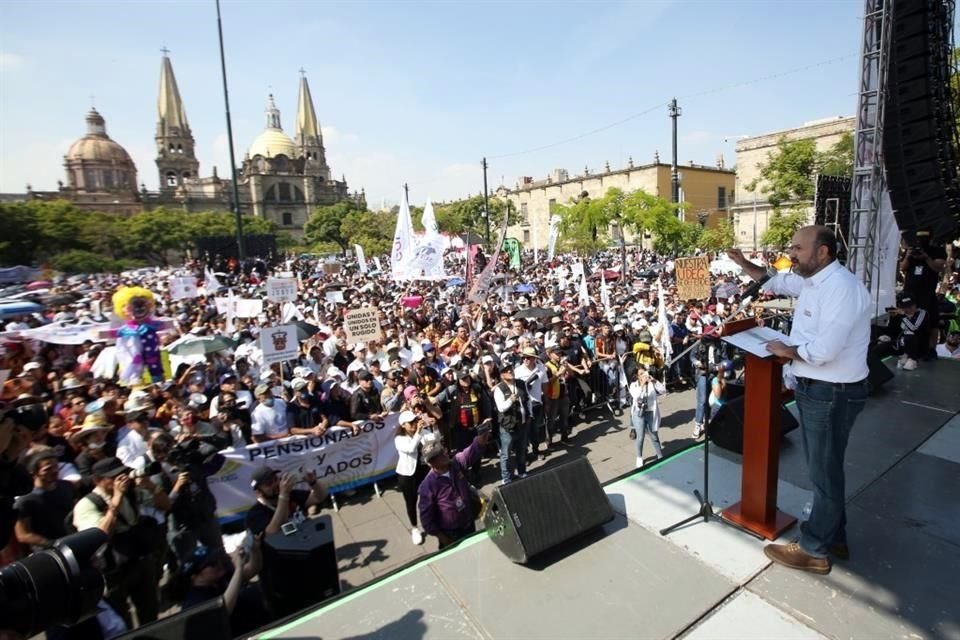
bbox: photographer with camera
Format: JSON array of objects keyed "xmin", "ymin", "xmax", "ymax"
[
  {"xmin": 180, "ymin": 538, "xmax": 270, "ymax": 637},
  {"xmin": 245, "ymin": 466, "xmax": 328, "ymax": 537},
  {"xmin": 165, "ymin": 438, "xmax": 226, "ymax": 566},
  {"xmin": 628, "ymin": 365, "xmax": 666, "ymax": 468},
  {"xmin": 71, "ymin": 456, "xmax": 162, "ymax": 628},
  {"xmin": 899, "ymin": 236, "xmax": 947, "ymax": 357}
]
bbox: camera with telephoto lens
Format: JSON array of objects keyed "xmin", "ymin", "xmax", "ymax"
[
  {"xmin": 129, "ymin": 459, "xmax": 163, "ymax": 480},
  {"xmin": 0, "ymin": 529, "xmax": 107, "ymax": 637},
  {"xmin": 167, "ymin": 439, "xmax": 225, "ymax": 479}
]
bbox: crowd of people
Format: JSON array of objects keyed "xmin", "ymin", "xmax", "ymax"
[{"xmin": 1, "ymin": 233, "xmax": 958, "ymax": 637}]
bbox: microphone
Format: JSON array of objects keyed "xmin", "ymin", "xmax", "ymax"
[{"xmin": 735, "ymin": 272, "xmax": 773, "ymax": 314}]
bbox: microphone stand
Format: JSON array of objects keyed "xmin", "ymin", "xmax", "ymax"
[{"xmin": 659, "ymin": 335, "xmax": 764, "ymax": 540}]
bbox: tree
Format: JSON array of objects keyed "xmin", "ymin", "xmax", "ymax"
[
  {"xmin": 818, "ymin": 132, "xmax": 854, "ymax": 177},
  {"xmin": 747, "ymin": 137, "xmax": 819, "ymax": 210},
  {"xmin": 340, "ymin": 209, "xmax": 396, "ymax": 256},
  {"xmin": 304, "ymin": 201, "xmax": 363, "ymax": 253},
  {"xmin": 51, "ymin": 250, "xmax": 140, "ymax": 274},
  {"xmin": 748, "ymin": 133, "xmax": 855, "ymax": 213},
  {"xmin": 125, "ymin": 208, "xmax": 193, "ymax": 264},
  {"xmin": 0, "ymin": 203, "xmax": 41, "ymax": 264},
  {"xmin": 761, "ymin": 208, "xmax": 807, "ymax": 249},
  {"xmin": 700, "ymin": 219, "xmax": 736, "ymax": 252},
  {"xmin": 431, "ymin": 196, "xmax": 518, "ymax": 239}
]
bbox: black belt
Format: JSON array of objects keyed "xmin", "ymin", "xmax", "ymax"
[{"xmin": 796, "ymin": 377, "xmax": 867, "ymax": 390}]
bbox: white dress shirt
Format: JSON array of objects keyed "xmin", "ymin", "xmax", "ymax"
[{"xmin": 762, "ymin": 260, "xmax": 871, "ymax": 383}]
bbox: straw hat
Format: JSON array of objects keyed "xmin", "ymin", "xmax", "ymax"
[{"xmin": 68, "ymin": 414, "xmax": 112, "ymax": 445}]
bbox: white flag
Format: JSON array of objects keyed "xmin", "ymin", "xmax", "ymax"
[
  {"xmin": 355, "ymin": 244, "xmax": 368, "ymax": 274},
  {"xmin": 578, "ymin": 261, "xmax": 590, "ymax": 307},
  {"xmin": 600, "ymin": 270, "xmax": 610, "ymax": 309},
  {"xmin": 411, "ymin": 198, "xmax": 446, "ymax": 280},
  {"xmin": 372, "ymin": 257, "xmax": 382, "ymax": 272},
  {"xmin": 391, "ymin": 189, "xmax": 415, "ymax": 281},
  {"xmin": 204, "ymin": 268, "xmax": 222, "ymax": 294},
  {"xmin": 657, "ymin": 279, "xmax": 673, "ymax": 365},
  {"xmin": 547, "ymin": 215, "xmax": 560, "ymax": 261}
]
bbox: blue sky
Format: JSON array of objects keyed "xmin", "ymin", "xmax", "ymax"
[{"xmin": 1, "ymin": 0, "xmax": 869, "ymax": 209}]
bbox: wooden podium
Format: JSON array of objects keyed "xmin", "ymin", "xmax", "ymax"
[{"xmin": 718, "ymin": 317, "xmax": 797, "ymax": 540}]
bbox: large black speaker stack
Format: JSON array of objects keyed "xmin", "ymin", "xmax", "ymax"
[
  {"xmin": 814, "ymin": 175, "xmax": 853, "ymax": 263},
  {"xmin": 483, "ymin": 457, "xmax": 614, "ymax": 564},
  {"xmin": 883, "ymin": 0, "xmax": 960, "ymax": 244}
]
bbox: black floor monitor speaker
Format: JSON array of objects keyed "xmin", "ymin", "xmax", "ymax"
[
  {"xmin": 708, "ymin": 395, "xmax": 799, "ymax": 455},
  {"xmin": 124, "ymin": 596, "xmax": 230, "ymax": 640},
  {"xmin": 483, "ymin": 456, "xmax": 614, "ymax": 564},
  {"xmin": 261, "ymin": 515, "xmax": 340, "ymax": 618}
]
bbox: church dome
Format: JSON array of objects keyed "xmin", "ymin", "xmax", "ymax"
[
  {"xmin": 65, "ymin": 109, "xmax": 135, "ymax": 165},
  {"xmin": 248, "ymin": 128, "xmax": 296, "ymax": 159},
  {"xmin": 247, "ymin": 94, "xmax": 297, "ymax": 159}
]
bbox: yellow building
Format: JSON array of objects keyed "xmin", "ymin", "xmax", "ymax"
[{"xmin": 497, "ymin": 156, "xmax": 735, "ymax": 248}]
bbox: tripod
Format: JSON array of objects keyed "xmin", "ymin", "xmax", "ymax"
[{"xmin": 659, "ymin": 394, "xmax": 762, "ymax": 539}]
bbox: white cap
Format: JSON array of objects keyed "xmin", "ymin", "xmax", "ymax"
[
  {"xmin": 398, "ymin": 410, "xmax": 416, "ymax": 425},
  {"xmin": 291, "ymin": 377, "xmax": 308, "ymax": 391}
]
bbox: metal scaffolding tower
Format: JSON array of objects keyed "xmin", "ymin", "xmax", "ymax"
[{"xmin": 847, "ymin": 0, "xmax": 893, "ymax": 294}]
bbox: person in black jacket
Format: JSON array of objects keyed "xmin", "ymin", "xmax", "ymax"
[{"xmin": 440, "ymin": 370, "xmax": 492, "ymax": 483}]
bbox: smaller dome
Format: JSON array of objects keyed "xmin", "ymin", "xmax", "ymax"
[
  {"xmin": 66, "ymin": 137, "xmax": 135, "ymax": 164},
  {"xmin": 65, "ymin": 108, "xmax": 135, "ymax": 164},
  {"xmin": 249, "ymin": 128, "xmax": 296, "ymax": 159}
]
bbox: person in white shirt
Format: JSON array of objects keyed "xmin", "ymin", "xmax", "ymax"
[
  {"xmin": 393, "ymin": 410, "xmax": 435, "ymax": 545},
  {"xmin": 250, "ymin": 383, "xmax": 290, "ymax": 442},
  {"xmin": 493, "ymin": 364, "xmax": 529, "ymax": 484},
  {"xmin": 628, "ymin": 365, "xmax": 665, "ymax": 468},
  {"xmin": 514, "ymin": 347, "xmax": 549, "ymax": 458},
  {"xmin": 936, "ymin": 332, "xmax": 960, "ymax": 359},
  {"xmin": 727, "ymin": 225, "xmax": 871, "ymax": 576}
]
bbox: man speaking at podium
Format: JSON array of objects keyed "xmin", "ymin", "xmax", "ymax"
[{"xmin": 727, "ymin": 225, "xmax": 871, "ymax": 575}]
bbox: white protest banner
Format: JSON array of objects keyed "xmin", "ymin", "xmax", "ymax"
[
  {"xmin": 169, "ymin": 276, "xmax": 198, "ymax": 301},
  {"xmin": 372, "ymin": 257, "xmax": 383, "ymax": 272},
  {"xmin": 260, "ymin": 324, "xmax": 300, "ymax": 365},
  {"xmin": 214, "ymin": 297, "xmax": 233, "ymax": 315},
  {"xmin": 325, "ymin": 290, "xmax": 344, "ymax": 305},
  {"xmin": 266, "ymin": 277, "xmax": 298, "ymax": 304},
  {"xmin": 234, "ymin": 299, "xmax": 263, "ymax": 318},
  {"xmin": 343, "ymin": 306, "xmax": 383, "ymax": 343},
  {"xmin": 354, "ymin": 244, "xmax": 368, "ymax": 274},
  {"xmin": 276, "ymin": 271, "xmax": 294, "ymax": 278},
  {"xmin": 209, "ymin": 414, "xmax": 400, "ymax": 520}
]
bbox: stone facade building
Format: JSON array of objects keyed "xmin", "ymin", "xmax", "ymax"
[
  {"xmin": 497, "ymin": 156, "xmax": 735, "ymax": 248},
  {"xmin": 28, "ymin": 54, "xmax": 362, "ymax": 239},
  {"xmin": 730, "ymin": 116, "xmax": 855, "ymax": 249},
  {"xmin": 29, "ymin": 108, "xmax": 142, "ymax": 215}
]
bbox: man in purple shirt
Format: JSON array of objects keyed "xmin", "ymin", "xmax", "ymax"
[{"xmin": 418, "ymin": 429, "xmax": 491, "ymax": 548}]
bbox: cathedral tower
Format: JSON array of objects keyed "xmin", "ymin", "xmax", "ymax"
[
  {"xmin": 155, "ymin": 52, "xmax": 199, "ymax": 191},
  {"xmin": 295, "ymin": 71, "xmax": 330, "ymax": 181}
]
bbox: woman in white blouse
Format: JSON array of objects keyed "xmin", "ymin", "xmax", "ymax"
[
  {"xmin": 394, "ymin": 410, "xmax": 437, "ymax": 545},
  {"xmin": 628, "ymin": 365, "xmax": 666, "ymax": 468}
]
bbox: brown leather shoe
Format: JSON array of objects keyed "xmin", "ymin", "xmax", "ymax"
[
  {"xmin": 828, "ymin": 543, "xmax": 849, "ymax": 560},
  {"xmin": 763, "ymin": 543, "xmax": 831, "ymax": 574}
]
